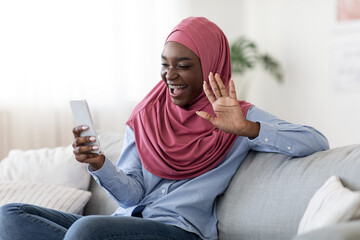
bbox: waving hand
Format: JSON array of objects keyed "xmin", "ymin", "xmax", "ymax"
[{"xmin": 196, "ymin": 72, "xmax": 260, "ymax": 138}]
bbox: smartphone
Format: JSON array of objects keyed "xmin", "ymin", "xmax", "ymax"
[{"xmin": 69, "ymin": 99, "xmax": 101, "ymax": 154}]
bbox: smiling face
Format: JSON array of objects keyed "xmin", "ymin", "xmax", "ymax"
[{"xmin": 161, "ymin": 41, "xmax": 203, "ymax": 107}]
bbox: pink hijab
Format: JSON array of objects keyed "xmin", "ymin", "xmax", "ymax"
[{"xmin": 126, "ymin": 17, "xmax": 252, "ymax": 180}]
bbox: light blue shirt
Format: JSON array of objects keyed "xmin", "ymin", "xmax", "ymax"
[{"xmin": 89, "ymin": 106, "xmax": 329, "ymax": 240}]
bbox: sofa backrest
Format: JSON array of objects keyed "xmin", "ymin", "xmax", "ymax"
[
  {"xmin": 83, "ymin": 132, "xmax": 360, "ymax": 239},
  {"xmin": 83, "ymin": 131, "xmax": 124, "ymax": 216},
  {"xmin": 216, "ymin": 144, "xmax": 360, "ymax": 240},
  {"xmin": 83, "ymin": 175, "xmax": 118, "ymax": 215}
]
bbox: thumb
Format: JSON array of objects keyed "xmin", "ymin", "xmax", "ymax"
[{"xmin": 196, "ymin": 111, "xmax": 215, "ymax": 124}]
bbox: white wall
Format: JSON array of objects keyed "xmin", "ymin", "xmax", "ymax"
[
  {"xmin": 0, "ymin": 0, "xmax": 358, "ymax": 159},
  {"xmin": 240, "ymin": 0, "xmax": 360, "ymax": 147},
  {"xmin": 0, "ymin": 0, "xmax": 193, "ymax": 158},
  {"xmin": 0, "ymin": 0, "xmax": 248, "ymax": 158},
  {"xmin": 172, "ymin": 0, "xmax": 360, "ymax": 147}
]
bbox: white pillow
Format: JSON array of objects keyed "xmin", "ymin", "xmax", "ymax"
[
  {"xmin": 0, "ymin": 131, "xmax": 124, "ymax": 192},
  {"xmin": 0, "ymin": 181, "xmax": 92, "ymax": 215},
  {"xmin": 0, "ymin": 145, "xmax": 90, "ymax": 190},
  {"xmin": 298, "ymin": 175, "xmax": 360, "ymax": 234}
]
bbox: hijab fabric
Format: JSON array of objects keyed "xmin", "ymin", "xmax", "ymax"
[{"xmin": 126, "ymin": 17, "xmax": 252, "ymax": 180}]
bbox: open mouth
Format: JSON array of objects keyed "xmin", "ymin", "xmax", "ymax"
[{"xmin": 168, "ymin": 84, "xmax": 188, "ymax": 96}]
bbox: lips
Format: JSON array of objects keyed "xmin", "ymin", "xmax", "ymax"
[{"xmin": 168, "ymin": 84, "xmax": 188, "ymax": 97}]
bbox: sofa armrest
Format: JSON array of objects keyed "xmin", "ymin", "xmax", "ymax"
[{"xmin": 292, "ymin": 220, "xmax": 360, "ymax": 240}]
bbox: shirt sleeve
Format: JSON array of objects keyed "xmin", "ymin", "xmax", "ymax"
[
  {"xmin": 88, "ymin": 126, "xmax": 145, "ymax": 208},
  {"xmin": 246, "ymin": 106, "xmax": 330, "ymax": 157}
]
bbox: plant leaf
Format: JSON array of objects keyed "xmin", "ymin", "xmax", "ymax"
[{"xmin": 230, "ymin": 36, "xmax": 284, "ymax": 83}]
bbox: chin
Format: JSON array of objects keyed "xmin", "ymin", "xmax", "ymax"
[{"xmin": 171, "ymin": 98, "xmax": 186, "ymax": 107}]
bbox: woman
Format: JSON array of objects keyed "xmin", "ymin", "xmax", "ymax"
[{"xmin": 0, "ymin": 17, "xmax": 329, "ymax": 240}]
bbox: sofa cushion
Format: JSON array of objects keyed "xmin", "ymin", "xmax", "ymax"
[
  {"xmin": 293, "ymin": 220, "xmax": 360, "ymax": 240},
  {"xmin": 216, "ymin": 144, "xmax": 360, "ymax": 240},
  {"xmin": 0, "ymin": 145, "xmax": 90, "ymax": 190},
  {"xmin": 298, "ymin": 175, "xmax": 360, "ymax": 234},
  {"xmin": 0, "ymin": 181, "xmax": 91, "ymax": 215}
]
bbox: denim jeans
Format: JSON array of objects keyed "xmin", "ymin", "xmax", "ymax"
[{"xmin": 0, "ymin": 203, "xmax": 201, "ymax": 240}]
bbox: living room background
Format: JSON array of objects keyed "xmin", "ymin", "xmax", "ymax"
[{"xmin": 0, "ymin": 0, "xmax": 359, "ymax": 159}]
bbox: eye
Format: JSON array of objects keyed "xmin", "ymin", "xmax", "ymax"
[
  {"xmin": 161, "ymin": 63, "xmax": 169, "ymax": 68},
  {"xmin": 179, "ymin": 65, "xmax": 190, "ymax": 69}
]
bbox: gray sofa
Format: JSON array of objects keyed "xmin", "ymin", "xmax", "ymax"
[{"xmin": 83, "ymin": 133, "xmax": 360, "ymax": 240}]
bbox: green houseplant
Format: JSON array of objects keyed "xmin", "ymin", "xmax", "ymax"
[{"xmin": 230, "ymin": 36, "xmax": 284, "ymax": 98}]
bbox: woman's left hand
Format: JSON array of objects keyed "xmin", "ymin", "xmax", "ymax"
[{"xmin": 196, "ymin": 72, "xmax": 260, "ymax": 138}]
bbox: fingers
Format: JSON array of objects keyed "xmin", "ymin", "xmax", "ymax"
[
  {"xmin": 72, "ymin": 125, "xmax": 103, "ymax": 168},
  {"xmin": 72, "ymin": 125, "xmax": 99, "ymax": 157},
  {"xmin": 203, "ymin": 81, "xmax": 216, "ymax": 104},
  {"xmin": 73, "ymin": 143, "xmax": 99, "ymax": 155},
  {"xmin": 74, "ymin": 152, "xmax": 100, "ymax": 163},
  {"xmin": 208, "ymin": 72, "xmax": 221, "ymax": 99},
  {"xmin": 229, "ymin": 79, "xmax": 237, "ymax": 99},
  {"xmin": 213, "ymin": 73, "xmax": 228, "ymax": 97},
  {"xmin": 73, "ymin": 144, "xmax": 100, "ymax": 164},
  {"xmin": 72, "ymin": 135, "xmax": 96, "ymax": 148},
  {"xmin": 72, "ymin": 125, "xmax": 89, "ymax": 138},
  {"xmin": 208, "ymin": 72, "xmax": 228, "ymax": 99},
  {"xmin": 72, "ymin": 125, "xmax": 98, "ymax": 151},
  {"xmin": 73, "ymin": 144, "xmax": 99, "ymax": 154},
  {"xmin": 196, "ymin": 111, "xmax": 215, "ymax": 124},
  {"xmin": 207, "ymin": 72, "xmax": 229, "ymax": 99}
]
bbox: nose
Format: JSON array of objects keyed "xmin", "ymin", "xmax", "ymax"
[{"xmin": 165, "ymin": 67, "xmax": 179, "ymax": 80}]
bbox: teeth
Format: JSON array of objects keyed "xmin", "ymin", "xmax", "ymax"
[{"xmin": 168, "ymin": 85, "xmax": 187, "ymax": 89}]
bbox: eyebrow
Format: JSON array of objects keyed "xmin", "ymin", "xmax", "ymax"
[{"xmin": 161, "ymin": 55, "xmax": 193, "ymax": 61}]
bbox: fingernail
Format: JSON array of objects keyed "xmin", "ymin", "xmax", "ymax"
[
  {"xmin": 92, "ymin": 145, "xmax": 99, "ymax": 150},
  {"xmin": 82, "ymin": 126, "xmax": 89, "ymax": 130},
  {"xmin": 89, "ymin": 136, "xmax": 96, "ymax": 142}
]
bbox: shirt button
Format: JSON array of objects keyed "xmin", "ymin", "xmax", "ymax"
[
  {"xmin": 264, "ymin": 137, "xmax": 269, "ymax": 142},
  {"xmin": 287, "ymin": 146, "xmax": 292, "ymax": 150},
  {"xmin": 161, "ymin": 189, "xmax": 166, "ymax": 194}
]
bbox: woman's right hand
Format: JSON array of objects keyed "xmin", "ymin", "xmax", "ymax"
[
  {"xmin": 196, "ymin": 73, "xmax": 260, "ymax": 139},
  {"xmin": 72, "ymin": 125, "xmax": 105, "ymax": 171}
]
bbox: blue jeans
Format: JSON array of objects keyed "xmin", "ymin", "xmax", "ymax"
[{"xmin": 0, "ymin": 203, "xmax": 201, "ymax": 240}]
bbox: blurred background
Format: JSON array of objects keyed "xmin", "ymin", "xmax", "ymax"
[{"xmin": 1, "ymin": 0, "xmax": 360, "ymax": 159}]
